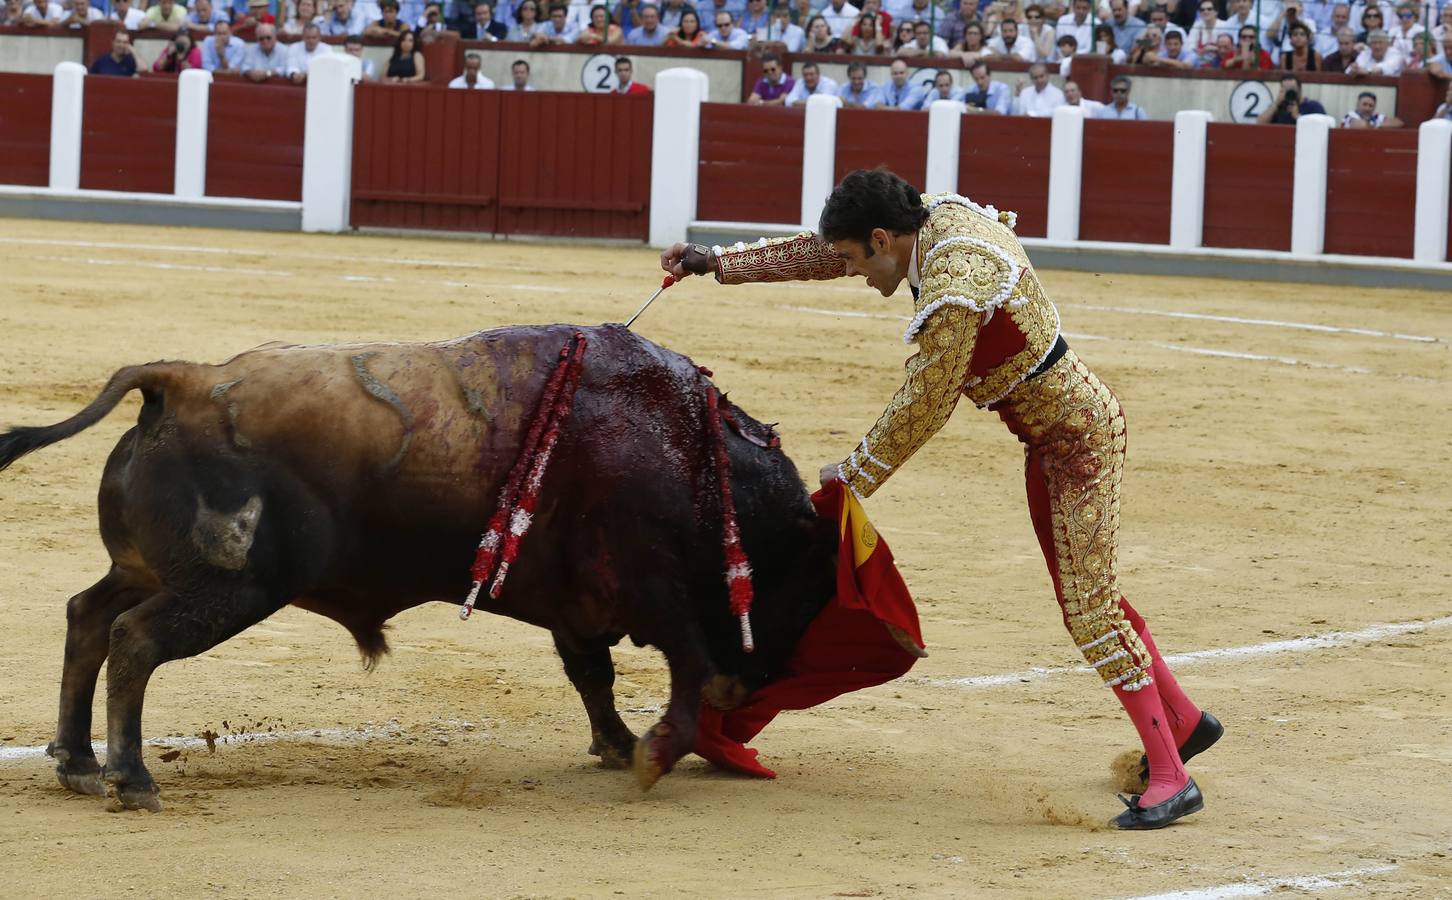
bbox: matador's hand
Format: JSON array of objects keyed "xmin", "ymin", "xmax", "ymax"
[
  {"xmin": 819, "ymin": 463, "xmax": 842, "ymax": 487},
  {"xmin": 660, "ymin": 242, "xmax": 715, "ymax": 280}
]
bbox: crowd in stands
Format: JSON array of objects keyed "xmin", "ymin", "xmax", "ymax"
[{"xmin": 6, "ymin": 0, "xmax": 1452, "ymax": 123}]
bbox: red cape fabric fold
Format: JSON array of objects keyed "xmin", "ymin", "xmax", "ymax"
[{"xmin": 693, "ymin": 481, "xmax": 924, "ymax": 778}]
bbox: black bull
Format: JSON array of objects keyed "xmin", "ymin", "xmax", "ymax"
[{"xmin": 0, "ymin": 324, "xmax": 840, "ymax": 811}]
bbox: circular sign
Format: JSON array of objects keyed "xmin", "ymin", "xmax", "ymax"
[
  {"xmin": 911, "ymin": 67, "xmax": 942, "ymax": 92},
  {"xmin": 581, "ymin": 53, "xmax": 619, "ymax": 93},
  {"xmin": 1229, "ymin": 80, "xmax": 1274, "ymax": 124}
]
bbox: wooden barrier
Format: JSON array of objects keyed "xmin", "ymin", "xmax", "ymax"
[
  {"xmin": 207, "ymin": 81, "xmax": 306, "ymax": 202},
  {"xmin": 834, "ymin": 107, "xmax": 928, "ymax": 193},
  {"xmin": 1202, "ymin": 122, "xmax": 1295, "ymax": 252},
  {"xmin": 80, "ymin": 76, "xmax": 177, "ymax": 194},
  {"xmin": 1080, "ymin": 119, "xmax": 1174, "ymax": 245},
  {"xmin": 958, "ymin": 116, "xmax": 1052, "ymax": 238},
  {"xmin": 697, "ymin": 102, "xmax": 803, "ymax": 225},
  {"xmin": 1325, "ymin": 128, "xmax": 1418, "ymax": 260},
  {"xmin": 0, "ymin": 73, "xmax": 51, "ymax": 188}
]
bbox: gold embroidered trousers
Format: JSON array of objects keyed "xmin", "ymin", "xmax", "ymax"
[{"xmin": 993, "ymin": 350, "xmax": 1154, "ymax": 690}]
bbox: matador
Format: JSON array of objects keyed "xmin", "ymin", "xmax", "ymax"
[{"xmin": 662, "ymin": 169, "xmax": 1222, "ymax": 829}]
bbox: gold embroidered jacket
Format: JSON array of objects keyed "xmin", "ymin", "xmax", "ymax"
[{"xmin": 711, "ymin": 193, "xmax": 1061, "ymax": 498}]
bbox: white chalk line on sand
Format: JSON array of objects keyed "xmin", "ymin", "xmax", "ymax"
[
  {"xmin": 1116, "ymin": 863, "xmax": 1398, "ymax": 900},
  {"xmin": 0, "ymin": 727, "xmax": 376, "ymax": 763},
  {"xmin": 925, "ymin": 615, "xmax": 1452, "ymax": 689},
  {"xmin": 1071, "ymin": 303, "xmax": 1440, "ymax": 344}
]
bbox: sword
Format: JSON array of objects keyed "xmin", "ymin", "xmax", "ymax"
[{"xmin": 625, "ymin": 275, "xmax": 676, "ymax": 329}]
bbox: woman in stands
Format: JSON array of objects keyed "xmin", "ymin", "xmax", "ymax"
[
  {"xmin": 1282, "ymin": 21, "xmax": 1322, "ymax": 70},
  {"xmin": 803, "ymin": 14, "xmax": 840, "ymax": 52},
  {"xmin": 1187, "ymin": 0, "xmax": 1228, "ymax": 64},
  {"xmin": 152, "ymin": 29, "xmax": 202, "ymax": 72},
  {"xmin": 847, "ymin": 12, "xmax": 890, "ymax": 55},
  {"xmin": 281, "ymin": 0, "xmax": 320, "ymax": 36},
  {"xmin": 1093, "ymin": 22, "xmax": 1129, "ymax": 63},
  {"xmin": 385, "ymin": 30, "xmax": 427, "ymax": 82},
  {"xmin": 665, "ymin": 8, "xmax": 707, "ymax": 46},
  {"xmin": 1221, "ymin": 25, "xmax": 1273, "ymax": 67},
  {"xmin": 1356, "ymin": 5, "xmax": 1384, "ymax": 43},
  {"xmin": 577, "ymin": 3, "xmax": 625, "ymax": 44},
  {"xmin": 892, "ymin": 19, "xmax": 917, "ymax": 54},
  {"xmin": 953, "ymin": 21, "xmax": 987, "ymax": 66},
  {"xmin": 507, "ymin": 0, "xmax": 542, "ymax": 40}
]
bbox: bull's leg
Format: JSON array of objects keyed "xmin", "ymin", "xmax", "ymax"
[
  {"xmin": 634, "ymin": 622, "xmax": 711, "ymax": 792},
  {"xmin": 46, "ymin": 567, "xmax": 151, "ymax": 797},
  {"xmin": 552, "ymin": 633, "xmax": 636, "ymax": 769},
  {"xmin": 102, "ymin": 584, "xmax": 286, "ymax": 811}
]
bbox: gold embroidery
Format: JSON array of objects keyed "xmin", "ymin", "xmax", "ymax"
[
  {"xmin": 996, "ymin": 350, "xmax": 1152, "ymax": 688},
  {"xmin": 714, "ymin": 233, "xmax": 849, "ymax": 284},
  {"xmin": 962, "ymin": 272, "xmax": 1061, "ymax": 408}
]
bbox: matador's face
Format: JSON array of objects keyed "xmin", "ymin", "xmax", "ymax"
[{"xmin": 831, "ymin": 230, "xmax": 909, "ymax": 298}]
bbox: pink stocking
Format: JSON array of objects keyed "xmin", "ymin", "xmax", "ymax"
[
  {"xmin": 1120, "ymin": 598, "xmax": 1201, "ymax": 747},
  {"xmin": 1114, "ymin": 680, "xmax": 1188, "ymax": 806}
]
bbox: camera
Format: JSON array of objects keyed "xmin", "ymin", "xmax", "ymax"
[{"xmin": 1283, "ymin": 88, "xmax": 1298, "ymax": 103}]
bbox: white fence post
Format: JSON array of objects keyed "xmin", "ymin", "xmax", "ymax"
[
  {"xmin": 1046, "ymin": 104, "xmax": 1085, "ymax": 242},
  {"xmin": 1170, "ymin": 109, "xmax": 1211, "ymax": 249},
  {"xmin": 1414, "ymin": 118, "xmax": 1452, "ymax": 264},
  {"xmin": 174, "ymin": 68, "xmax": 212, "ymax": 199},
  {"xmin": 49, "ymin": 61, "xmax": 86, "ymax": 192},
  {"xmin": 648, "ymin": 68, "xmax": 708, "ymax": 247},
  {"xmin": 301, "ymin": 53, "xmax": 362, "ymax": 233},
  {"xmin": 1291, "ymin": 113, "xmax": 1333, "ymax": 256},
  {"xmin": 800, "ymin": 92, "xmax": 842, "ymax": 231},
  {"xmin": 924, "ymin": 99, "xmax": 965, "ymax": 194}
]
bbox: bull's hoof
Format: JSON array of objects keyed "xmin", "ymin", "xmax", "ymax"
[
  {"xmin": 103, "ymin": 770, "xmax": 162, "ymax": 812},
  {"xmin": 702, "ymin": 674, "xmax": 749, "ymax": 711},
  {"xmin": 47, "ymin": 744, "xmax": 106, "ymax": 797},
  {"xmin": 632, "ymin": 723, "xmax": 674, "ymax": 792},
  {"xmin": 588, "ymin": 734, "xmax": 633, "ymax": 770}
]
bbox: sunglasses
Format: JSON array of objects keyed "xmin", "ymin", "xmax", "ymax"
[
  {"xmin": 1111, "ymin": 87, "xmax": 1128, "ymax": 93},
  {"xmin": 1398, "ymin": 10, "xmax": 1414, "ymax": 16}
]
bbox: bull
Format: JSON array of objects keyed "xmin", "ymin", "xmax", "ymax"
[{"xmin": 0, "ymin": 324, "xmax": 839, "ymax": 811}]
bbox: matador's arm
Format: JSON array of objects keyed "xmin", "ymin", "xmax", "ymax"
[{"xmin": 710, "ymin": 233, "xmax": 851, "ymax": 283}]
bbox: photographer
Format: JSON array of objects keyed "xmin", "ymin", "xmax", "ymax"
[
  {"xmin": 1128, "ymin": 22, "xmax": 1166, "ymax": 63},
  {"xmin": 152, "ymin": 29, "xmax": 203, "ymax": 72},
  {"xmin": 1256, "ymin": 74, "xmax": 1327, "ymax": 123}
]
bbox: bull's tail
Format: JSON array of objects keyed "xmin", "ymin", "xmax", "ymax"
[{"xmin": 0, "ymin": 364, "xmax": 182, "ymax": 473}]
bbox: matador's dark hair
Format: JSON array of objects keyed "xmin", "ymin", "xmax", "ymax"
[{"xmin": 818, "ymin": 168, "xmax": 928, "ymax": 253}]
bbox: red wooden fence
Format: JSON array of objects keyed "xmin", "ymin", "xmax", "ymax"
[
  {"xmin": 0, "ymin": 74, "xmax": 51, "ymax": 188},
  {"xmin": 80, "ymin": 76, "xmax": 176, "ymax": 194},
  {"xmin": 1080, "ymin": 119, "xmax": 1174, "ymax": 245},
  {"xmin": 834, "ymin": 108, "xmax": 928, "ymax": 191},
  {"xmin": 958, "ymin": 116, "xmax": 1052, "ymax": 238},
  {"xmin": 207, "ymin": 81, "xmax": 306, "ymax": 203},
  {"xmin": 697, "ymin": 103, "xmax": 804, "ymax": 225},
  {"xmin": 1202, "ymin": 123, "xmax": 1295, "ymax": 252},
  {"xmin": 1325, "ymin": 127, "xmax": 1418, "ymax": 259}
]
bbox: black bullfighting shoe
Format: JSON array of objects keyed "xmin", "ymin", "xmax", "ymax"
[
  {"xmin": 1138, "ymin": 711, "xmax": 1224, "ymax": 785},
  {"xmin": 1111, "ymin": 778, "xmax": 1204, "ymax": 830}
]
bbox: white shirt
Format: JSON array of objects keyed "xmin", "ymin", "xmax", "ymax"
[
  {"xmin": 64, "ymin": 3, "xmax": 103, "ymax": 25},
  {"xmin": 1015, "ymin": 81, "xmax": 1066, "ymax": 116},
  {"xmin": 110, "ymin": 6, "xmax": 146, "ymax": 27},
  {"xmin": 1348, "ymin": 0, "xmax": 1390, "ymax": 31},
  {"xmin": 784, "ymin": 74, "xmax": 840, "ymax": 106},
  {"xmin": 449, "ymin": 72, "xmax": 495, "ymax": 88},
  {"xmin": 986, "ymin": 33, "xmax": 1036, "ymax": 61},
  {"xmin": 819, "ymin": 0, "xmax": 860, "ymax": 37},
  {"xmin": 502, "ymin": 82, "xmax": 537, "ymax": 90},
  {"xmin": 1070, "ymin": 98, "xmax": 1105, "ymax": 115},
  {"xmin": 22, "ymin": 2, "xmax": 63, "ymax": 21},
  {"xmin": 285, "ymin": 40, "xmax": 332, "ymax": 76},
  {"xmin": 1353, "ymin": 45, "xmax": 1405, "ymax": 74},
  {"xmin": 1387, "ymin": 21, "xmax": 1424, "ymax": 58},
  {"xmin": 1055, "ymin": 13, "xmax": 1093, "ymax": 51}
]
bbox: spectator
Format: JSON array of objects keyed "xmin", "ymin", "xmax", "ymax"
[
  {"xmin": 1013, "ymin": 60, "xmax": 1065, "ymax": 114},
  {"xmin": 1055, "ymin": 34, "xmax": 1078, "ymax": 74},
  {"xmin": 1266, "ymin": 0, "xmax": 1317, "ymax": 62},
  {"xmin": 916, "ymin": 69, "xmax": 961, "ymax": 106},
  {"xmin": 838, "ymin": 60, "xmax": 883, "ymax": 106},
  {"xmin": 1223, "ymin": 0, "xmax": 1259, "ymax": 34},
  {"xmin": 762, "ymin": 3, "xmax": 805, "ymax": 47},
  {"xmin": 1434, "ymin": 3, "xmax": 1452, "ymax": 43},
  {"xmin": 1024, "ymin": 3, "xmax": 1058, "ymax": 60},
  {"xmin": 880, "ymin": 57, "xmax": 915, "ymax": 106},
  {"xmin": 503, "ymin": 57, "xmax": 537, "ymax": 89},
  {"xmin": 936, "ymin": 1, "xmax": 974, "ymax": 48},
  {"xmin": 418, "ymin": 1, "xmax": 449, "ymax": 32},
  {"xmin": 533, "ymin": 1, "xmax": 578, "ymax": 41},
  {"xmin": 243, "ymin": 22, "xmax": 289, "ymax": 79},
  {"xmin": 1155, "ymin": 27, "xmax": 1196, "ymax": 64},
  {"xmin": 1095, "ymin": 73, "xmax": 1146, "ymax": 117},
  {"xmin": 385, "ymin": 29, "xmax": 427, "ymax": 80},
  {"xmin": 1145, "ymin": 4, "xmax": 1185, "ymax": 41},
  {"xmin": 1063, "ymin": 78, "xmax": 1104, "ymax": 113},
  {"xmin": 144, "ymin": 0, "xmax": 187, "ymax": 32},
  {"xmin": 367, "ymin": 0, "xmax": 415, "ymax": 36},
  {"xmin": 1341, "ymin": 89, "xmax": 1401, "ymax": 125},
  {"xmin": 613, "ymin": 55, "xmax": 650, "ymax": 91},
  {"xmin": 1434, "ymin": 80, "xmax": 1452, "ymax": 119},
  {"xmin": 287, "ymin": 22, "xmax": 332, "ymax": 81},
  {"xmin": 449, "ymin": 50, "xmax": 494, "ymax": 86},
  {"xmin": 1256, "ymin": 73, "xmax": 1327, "ymax": 121},
  {"xmin": 961, "ymin": 60, "xmax": 1011, "ymax": 113},
  {"xmin": 852, "ymin": 0, "xmax": 890, "ymax": 41},
  {"xmin": 283, "ymin": 0, "xmax": 322, "ymax": 34},
  {"xmin": 664, "ymin": 6, "xmax": 705, "ymax": 42},
  {"xmin": 802, "ymin": 13, "xmax": 841, "ymax": 50},
  {"xmin": 1127, "ymin": 21, "xmax": 1163, "ymax": 61},
  {"xmin": 108, "ymin": 0, "xmax": 147, "ymax": 29},
  {"xmin": 1300, "ymin": 0, "xmax": 1335, "ymax": 30},
  {"xmin": 235, "ymin": 0, "xmax": 278, "ymax": 30},
  {"xmin": 1315, "ymin": 2, "xmax": 1349, "ymax": 54},
  {"xmin": 1322, "ymin": 25, "xmax": 1357, "ymax": 68},
  {"xmin": 60, "ymin": 0, "xmax": 102, "ymax": 27},
  {"xmin": 819, "ymin": 0, "xmax": 859, "ymax": 38},
  {"xmin": 784, "ymin": 60, "xmax": 838, "ymax": 104},
  {"xmin": 0, "ymin": 0, "xmax": 21, "ymax": 24},
  {"xmin": 891, "ymin": 19, "xmax": 917, "ymax": 53},
  {"xmin": 202, "ymin": 19, "xmax": 245, "ymax": 70},
  {"xmin": 614, "ymin": 0, "xmax": 645, "ymax": 33},
  {"xmin": 989, "ymin": 19, "xmax": 1036, "ymax": 61},
  {"xmin": 656, "ymin": 0, "xmax": 689, "ymax": 28},
  {"xmin": 186, "ymin": 0, "xmax": 228, "ymax": 32},
  {"xmin": 905, "ymin": 17, "xmax": 948, "ymax": 54},
  {"xmin": 1386, "ymin": 0, "xmax": 1422, "ymax": 58},
  {"xmin": 738, "ymin": 0, "xmax": 767, "ymax": 37},
  {"xmin": 1056, "ymin": 0, "xmax": 1095, "ymax": 53},
  {"xmin": 747, "ymin": 51, "xmax": 794, "ymax": 103},
  {"xmin": 344, "ymin": 33, "xmax": 379, "ymax": 78},
  {"xmin": 323, "ymin": 0, "xmax": 362, "ymax": 34},
  {"xmin": 847, "ymin": 11, "xmax": 891, "ymax": 52},
  {"xmin": 1350, "ymin": 27, "xmax": 1403, "ymax": 72},
  {"xmin": 1186, "ymin": 0, "xmax": 1229, "ymax": 63},
  {"xmin": 1093, "ymin": 22, "xmax": 1129, "ymax": 61},
  {"xmin": 707, "ymin": 9, "xmax": 751, "ymax": 46},
  {"xmin": 624, "ymin": 1, "xmax": 666, "ymax": 41},
  {"xmin": 91, "ymin": 29, "xmax": 139, "ymax": 76},
  {"xmin": 154, "ymin": 29, "xmax": 204, "ymax": 70},
  {"xmin": 1107, "ymin": 0, "xmax": 1145, "ymax": 47},
  {"xmin": 1353, "ymin": 3, "xmax": 1382, "ymax": 41},
  {"xmin": 579, "ymin": 2, "xmax": 626, "ymax": 40},
  {"xmin": 1281, "ymin": 20, "xmax": 1322, "ymax": 67},
  {"xmin": 508, "ymin": 0, "xmax": 544, "ymax": 37},
  {"xmin": 1427, "ymin": 33, "xmax": 1452, "ymax": 75},
  {"xmin": 1222, "ymin": 25, "xmax": 1273, "ymax": 65}
]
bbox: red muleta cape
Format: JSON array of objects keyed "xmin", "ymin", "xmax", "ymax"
[{"xmin": 692, "ymin": 481, "xmax": 925, "ymax": 778}]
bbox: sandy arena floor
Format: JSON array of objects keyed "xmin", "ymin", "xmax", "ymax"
[{"xmin": 0, "ymin": 219, "xmax": 1449, "ymax": 898}]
